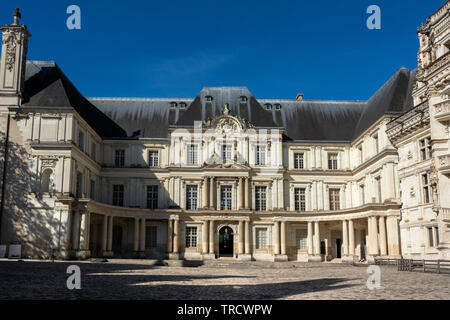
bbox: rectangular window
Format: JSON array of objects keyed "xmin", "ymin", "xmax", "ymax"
[
  {"xmin": 296, "ymin": 229, "xmax": 308, "ymax": 250},
  {"xmin": 185, "ymin": 227, "xmax": 197, "ymax": 248},
  {"xmin": 420, "ymin": 137, "xmax": 432, "ymax": 161},
  {"xmin": 148, "ymin": 151, "xmax": 159, "ymax": 167},
  {"xmin": 76, "ymin": 173, "xmax": 83, "ymax": 198},
  {"xmin": 329, "ymin": 188, "xmax": 340, "ymax": 210},
  {"xmin": 428, "ymin": 227, "xmax": 434, "ymax": 247},
  {"xmin": 220, "ymin": 186, "xmax": 232, "ymax": 210},
  {"xmin": 255, "ymin": 186, "xmax": 267, "ymax": 211},
  {"xmin": 146, "ymin": 226, "xmax": 158, "ymax": 248},
  {"xmin": 186, "ymin": 185, "xmax": 198, "ymax": 210},
  {"xmin": 376, "ymin": 177, "xmax": 382, "ymax": 203},
  {"xmin": 115, "ymin": 149, "xmax": 125, "ymax": 167},
  {"xmin": 422, "ymin": 173, "xmax": 431, "ymax": 204},
  {"xmin": 373, "ymin": 134, "xmax": 379, "ymax": 154},
  {"xmin": 255, "ymin": 146, "xmax": 266, "ymax": 166},
  {"xmin": 91, "ymin": 142, "xmax": 96, "ymax": 160},
  {"xmin": 222, "ymin": 145, "xmax": 232, "ymax": 161},
  {"xmin": 187, "ymin": 144, "xmax": 198, "ymax": 165},
  {"xmin": 90, "ymin": 180, "xmax": 95, "ymax": 200},
  {"xmin": 78, "ymin": 131, "xmax": 84, "ymax": 151},
  {"xmin": 358, "ymin": 145, "xmax": 363, "ymax": 164},
  {"xmin": 328, "ymin": 153, "xmax": 338, "ymax": 170},
  {"xmin": 294, "ymin": 188, "xmax": 306, "ymax": 211},
  {"xmin": 112, "ymin": 184, "xmax": 124, "ymax": 207},
  {"xmin": 360, "ymin": 185, "xmax": 365, "ymax": 205},
  {"xmin": 294, "ymin": 153, "xmax": 304, "ymax": 169},
  {"xmin": 146, "ymin": 185, "xmax": 158, "ymax": 209},
  {"xmin": 255, "ymin": 228, "xmax": 267, "ymax": 249}
]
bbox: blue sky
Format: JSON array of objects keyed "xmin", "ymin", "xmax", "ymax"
[{"xmin": 0, "ymin": 0, "xmax": 445, "ymax": 100}]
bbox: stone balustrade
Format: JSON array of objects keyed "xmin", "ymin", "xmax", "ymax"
[{"xmin": 435, "ymin": 100, "xmax": 450, "ymax": 122}]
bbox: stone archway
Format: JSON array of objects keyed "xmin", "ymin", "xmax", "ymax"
[{"xmin": 219, "ymin": 226, "xmax": 234, "ymax": 257}]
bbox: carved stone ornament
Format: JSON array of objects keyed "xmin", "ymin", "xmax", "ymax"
[
  {"xmin": 407, "ymin": 151, "xmax": 413, "ymax": 160},
  {"xmin": 3, "ymin": 31, "xmax": 17, "ymax": 72},
  {"xmin": 202, "ymin": 105, "xmax": 254, "ymax": 134},
  {"xmin": 41, "ymin": 158, "xmax": 57, "ymax": 168},
  {"xmin": 410, "ymin": 187, "xmax": 416, "ymax": 198}
]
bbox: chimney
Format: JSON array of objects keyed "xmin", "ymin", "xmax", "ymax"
[
  {"xmin": 0, "ymin": 8, "xmax": 31, "ymax": 107},
  {"xmin": 296, "ymin": 93, "xmax": 304, "ymax": 101}
]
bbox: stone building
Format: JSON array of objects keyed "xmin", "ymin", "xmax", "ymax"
[{"xmin": 0, "ymin": 3, "xmax": 448, "ymax": 262}]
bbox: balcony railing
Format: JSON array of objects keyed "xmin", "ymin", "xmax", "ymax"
[{"xmin": 435, "ymin": 100, "xmax": 450, "ymax": 122}]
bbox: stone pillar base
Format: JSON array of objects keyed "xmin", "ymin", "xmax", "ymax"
[
  {"xmin": 308, "ymin": 255, "xmax": 323, "ymax": 262},
  {"xmin": 168, "ymin": 253, "xmax": 180, "ymax": 260},
  {"xmin": 367, "ymin": 255, "xmax": 377, "ymax": 264},
  {"xmin": 237, "ymin": 253, "xmax": 252, "ymax": 261},
  {"xmin": 101, "ymin": 251, "xmax": 114, "ymax": 258},
  {"xmin": 342, "ymin": 255, "xmax": 355, "ymax": 264},
  {"xmin": 69, "ymin": 250, "xmax": 91, "ymax": 260},
  {"xmin": 274, "ymin": 254, "xmax": 288, "ymax": 262},
  {"xmin": 202, "ymin": 253, "xmax": 216, "ymax": 260}
]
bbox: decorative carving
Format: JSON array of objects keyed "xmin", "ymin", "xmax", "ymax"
[
  {"xmin": 410, "ymin": 187, "xmax": 415, "ymax": 198},
  {"xmin": 407, "ymin": 151, "xmax": 413, "ymax": 160},
  {"xmin": 41, "ymin": 157, "xmax": 57, "ymax": 168},
  {"xmin": 4, "ymin": 32, "xmax": 17, "ymax": 72}
]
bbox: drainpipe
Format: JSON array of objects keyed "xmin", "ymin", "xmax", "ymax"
[{"xmin": 0, "ymin": 112, "xmax": 11, "ymax": 242}]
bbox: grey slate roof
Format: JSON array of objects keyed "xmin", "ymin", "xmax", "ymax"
[
  {"xmin": 22, "ymin": 61, "xmax": 127, "ymax": 138},
  {"xmin": 21, "ymin": 60, "xmax": 416, "ymax": 143}
]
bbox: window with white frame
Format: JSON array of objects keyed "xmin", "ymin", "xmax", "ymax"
[
  {"xmin": 373, "ymin": 134, "xmax": 379, "ymax": 154},
  {"xmin": 375, "ymin": 177, "xmax": 382, "ymax": 203},
  {"xmin": 78, "ymin": 130, "xmax": 84, "ymax": 151},
  {"xmin": 329, "ymin": 188, "xmax": 340, "ymax": 210},
  {"xmin": 419, "ymin": 137, "xmax": 432, "ymax": 161},
  {"xmin": 146, "ymin": 185, "xmax": 158, "ymax": 209},
  {"xmin": 255, "ymin": 228, "xmax": 267, "ymax": 249},
  {"xmin": 357, "ymin": 145, "xmax": 363, "ymax": 164},
  {"xmin": 115, "ymin": 149, "xmax": 125, "ymax": 167},
  {"xmin": 255, "ymin": 186, "xmax": 267, "ymax": 211},
  {"xmin": 220, "ymin": 186, "xmax": 232, "ymax": 210},
  {"xmin": 41, "ymin": 169, "xmax": 53, "ymax": 193},
  {"xmin": 422, "ymin": 172, "xmax": 431, "ymax": 204},
  {"xmin": 294, "ymin": 188, "xmax": 306, "ymax": 211},
  {"xmin": 360, "ymin": 184, "xmax": 365, "ymax": 205},
  {"xmin": 328, "ymin": 153, "xmax": 338, "ymax": 170},
  {"xmin": 148, "ymin": 150, "xmax": 159, "ymax": 167},
  {"xmin": 293, "ymin": 153, "xmax": 304, "ymax": 169},
  {"xmin": 296, "ymin": 229, "xmax": 308, "ymax": 250},
  {"xmin": 222, "ymin": 144, "xmax": 232, "ymax": 162},
  {"xmin": 185, "ymin": 226, "xmax": 197, "ymax": 248},
  {"xmin": 146, "ymin": 226, "xmax": 157, "ymax": 248},
  {"xmin": 112, "ymin": 184, "xmax": 124, "ymax": 206},
  {"xmin": 187, "ymin": 144, "xmax": 198, "ymax": 165},
  {"xmin": 90, "ymin": 180, "xmax": 95, "ymax": 200},
  {"xmin": 255, "ymin": 146, "xmax": 266, "ymax": 165},
  {"xmin": 76, "ymin": 172, "xmax": 83, "ymax": 198},
  {"xmin": 186, "ymin": 185, "xmax": 198, "ymax": 210}
]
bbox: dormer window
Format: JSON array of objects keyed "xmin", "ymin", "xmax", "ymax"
[
  {"xmin": 169, "ymin": 102, "xmax": 178, "ymax": 109},
  {"xmin": 274, "ymin": 104, "xmax": 282, "ymax": 110},
  {"xmin": 205, "ymin": 96, "xmax": 213, "ymax": 102},
  {"xmin": 265, "ymin": 104, "xmax": 272, "ymax": 110},
  {"xmin": 240, "ymin": 96, "xmax": 248, "ymax": 103},
  {"xmin": 179, "ymin": 102, "xmax": 187, "ymax": 109}
]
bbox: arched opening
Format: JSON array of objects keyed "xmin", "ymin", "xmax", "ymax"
[
  {"xmin": 41, "ymin": 168, "xmax": 53, "ymax": 193},
  {"xmin": 219, "ymin": 226, "xmax": 234, "ymax": 257}
]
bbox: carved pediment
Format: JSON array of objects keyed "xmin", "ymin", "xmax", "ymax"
[{"xmin": 202, "ymin": 104, "xmax": 254, "ymax": 133}]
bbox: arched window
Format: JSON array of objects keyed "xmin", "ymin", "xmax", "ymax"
[
  {"xmin": 41, "ymin": 169, "xmax": 53, "ymax": 193},
  {"xmin": 274, "ymin": 103, "xmax": 282, "ymax": 110},
  {"xmin": 265, "ymin": 103, "xmax": 272, "ymax": 110}
]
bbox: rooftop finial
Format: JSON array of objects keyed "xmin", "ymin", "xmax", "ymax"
[{"xmin": 13, "ymin": 7, "xmax": 21, "ymax": 25}]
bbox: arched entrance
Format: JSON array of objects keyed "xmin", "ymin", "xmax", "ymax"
[{"xmin": 219, "ymin": 226, "xmax": 234, "ymax": 257}]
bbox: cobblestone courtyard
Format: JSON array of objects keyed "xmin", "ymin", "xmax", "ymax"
[{"xmin": 0, "ymin": 260, "xmax": 449, "ymax": 300}]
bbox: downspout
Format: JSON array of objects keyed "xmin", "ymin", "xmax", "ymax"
[{"xmin": 0, "ymin": 112, "xmax": 11, "ymax": 242}]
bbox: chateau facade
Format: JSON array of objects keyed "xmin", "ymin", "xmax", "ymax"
[{"xmin": 0, "ymin": 3, "xmax": 449, "ymax": 262}]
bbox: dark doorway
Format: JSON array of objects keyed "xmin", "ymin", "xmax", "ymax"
[
  {"xmin": 219, "ymin": 226, "xmax": 234, "ymax": 257},
  {"xmin": 336, "ymin": 239, "xmax": 342, "ymax": 258},
  {"xmin": 112, "ymin": 225, "xmax": 123, "ymax": 255}
]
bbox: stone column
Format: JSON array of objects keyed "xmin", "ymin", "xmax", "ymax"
[
  {"xmin": 101, "ymin": 215, "xmax": 108, "ymax": 253},
  {"xmin": 368, "ymin": 216, "xmax": 379, "ymax": 261},
  {"xmin": 209, "ymin": 177, "xmax": 215, "ymax": 209},
  {"xmin": 238, "ymin": 221, "xmax": 244, "ymax": 254},
  {"xmin": 244, "ymin": 178, "xmax": 249, "ymax": 209},
  {"xmin": 238, "ymin": 177, "xmax": 243, "ymax": 209},
  {"xmin": 173, "ymin": 219, "xmax": 179, "ymax": 254},
  {"xmin": 307, "ymin": 222, "xmax": 313, "ymax": 255},
  {"xmin": 139, "ymin": 218, "xmax": 146, "ymax": 252},
  {"xmin": 167, "ymin": 219, "xmax": 173, "ymax": 253},
  {"xmin": 244, "ymin": 221, "xmax": 250, "ymax": 254},
  {"xmin": 273, "ymin": 221, "xmax": 280, "ymax": 255},
  {"xmin": 379, "ymin": 216, "xmax": 387, "ymax": 256},
  {"xmin": 342, "ymin": 220, "xmax": 349, "ymax": 256},
  {"xmin": 80, "ymin": 213, "xmax": 91, "ymax": 252},
  {"xmin": 348, "ymin": 220, "xmax": 355, "ymax": 256},
  {"xmin": 134, "ymin": 217, "xmax": 140, "ymax": 252},
  {"xmin": 107, "ymin": 216, "xmax": 113, "ymax": 252},
  {"xmin": 202, "ymin": 220, "xmax": 209, "ymax": 254},
  {"xmin": 280, "ymin": 221, "xmax": 287, "ymax": 256},
  {"xmin": 314, "ymin": 221, "xmax": 320, "ymax": 256},
  {"xmin": 72, "ymin": 212, "xmax": 80, "ymax": 251},
  {"xmin": 209, "ymin": 220, "xmax": 214, "ymax": 254},
  {"xmin": 203, "ymin": 177, "xmax": 209, "ymax": 209}
]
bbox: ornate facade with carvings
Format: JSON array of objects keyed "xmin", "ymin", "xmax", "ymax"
[{"xmin": 0, "ymin": 4, "xmax": 448, "ymax": 262}]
